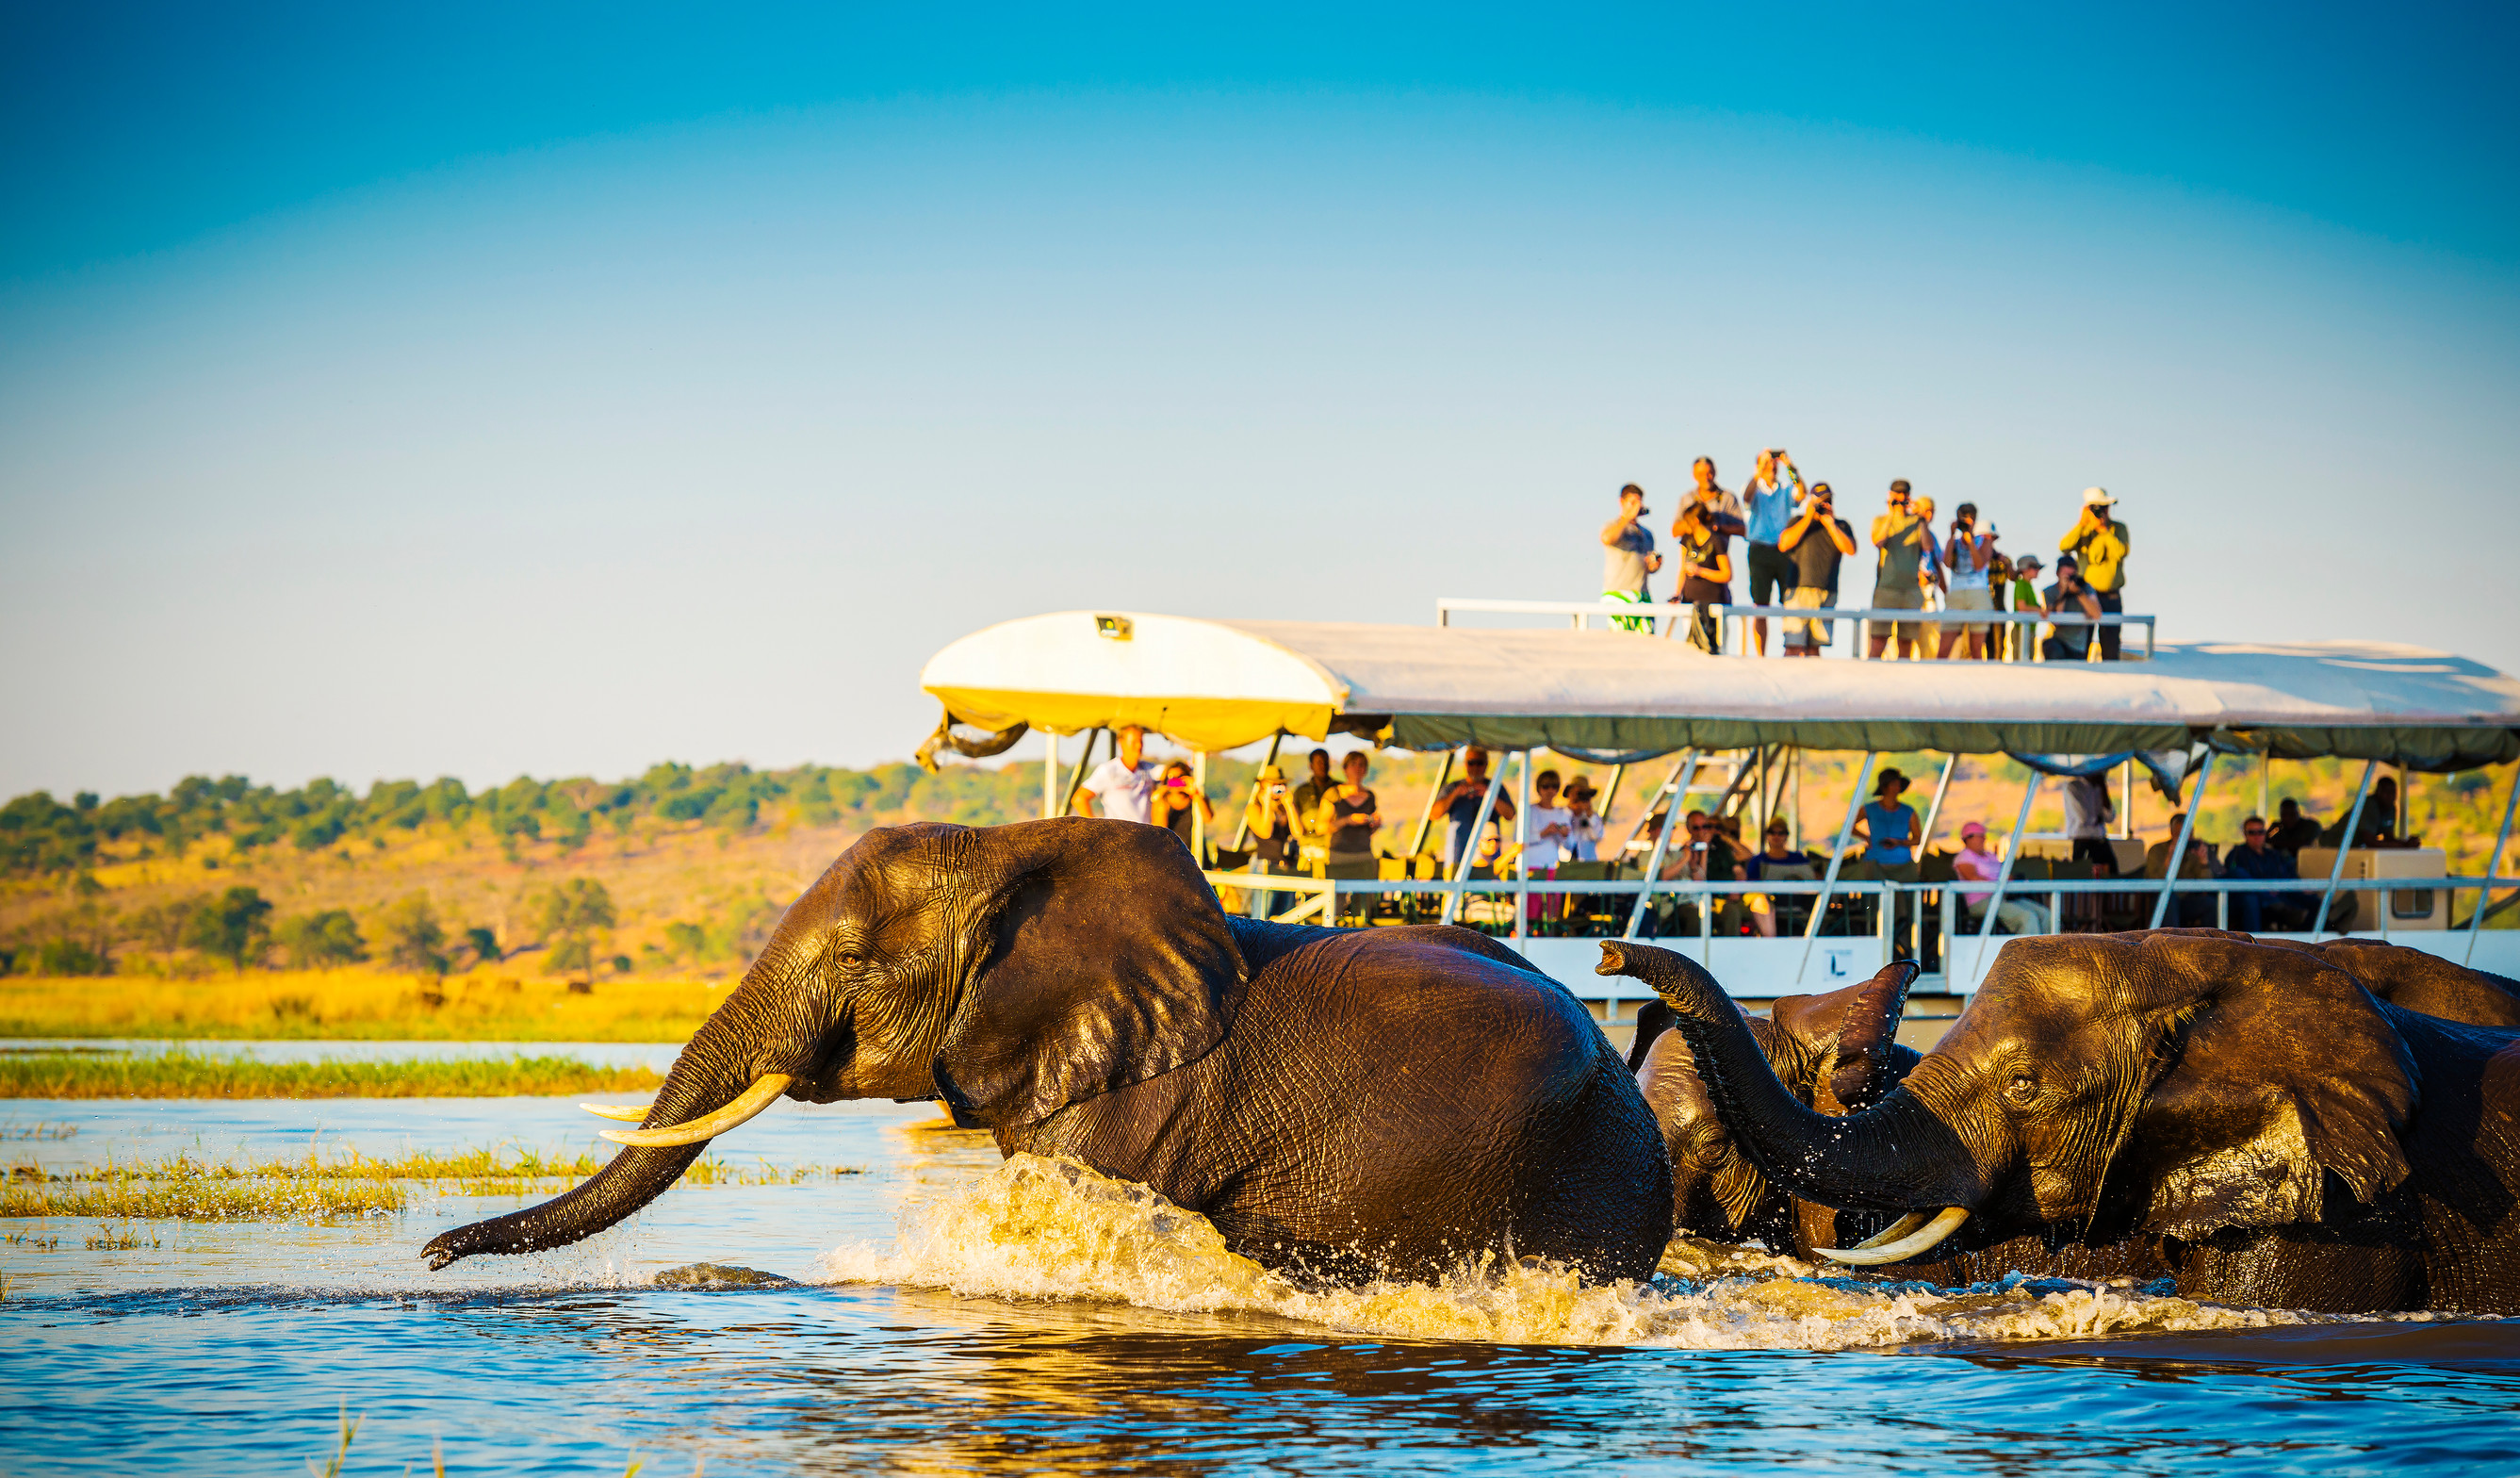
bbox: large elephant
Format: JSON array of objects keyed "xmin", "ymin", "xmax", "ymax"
[
  {"xmin": 426, "ymin": 818, "xmax": 1674, "ymax": 1282},
  {"xmin": 1604, "ymin": 932, "xmax": 2520, "ymax": 1313},
  {"xmin": 1625, "ymin": 962, "xmax": 1918, "ymax": 1252}
]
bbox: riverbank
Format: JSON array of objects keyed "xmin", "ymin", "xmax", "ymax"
[
  {"xmin": 0, "ymin": 1050, "xmax": 664, "ymax": 1099},
  {"xmin": 0, "ymin": 968, "xmax": 713, "ymax": 1041}
]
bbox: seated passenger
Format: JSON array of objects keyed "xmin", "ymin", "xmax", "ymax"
[
  {"xmin": 1743, "ymin": 819, "xmax": 1819, "ymax": 937},
  {"xmin": 2224, "ymin": 813, "xmax": 2316, "ymax": 931},
  {"xmin": 1954, "ymin": 820, "xmax": 2050, "ymax": 934}
]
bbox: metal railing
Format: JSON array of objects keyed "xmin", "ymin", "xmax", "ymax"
[{"xmin": 1434, "ymin": 598, "xmax": 2157, "ymax": 661}]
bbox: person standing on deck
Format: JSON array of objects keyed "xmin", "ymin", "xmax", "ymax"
[
  {"xmin": 1599, "ymin": 484, "xmax": 1662, "ymax": 633},
  {"xmin": 1672, "ymin": 485, "xmax": 1734, "ymax": 653},
  {"xmin": 1910, "ymin": 495, "xmax": 1946, "ymax": 660},
  {"xmin": 1073, "ymin": 725, "xmax": 1159, "ymax": 822},
  {"xmin": 2060, "ymin": 488, "xmax": 2131, "ymax": 660},
  {"xmin": 1739, "ymin": 449, "xmax": 1805, "ymax": 655},
  {"xmin": 1682, "ymin": 457, "xmax": 1747, "ymax": 536},
  {"xmin": 1867, "ymin": 481, "xmax": 1929, "ymax": 659},
  {"xmin": 1435, "ymin": 748, "xmax": 1514, "ymax": 870},
  {"xmin": 2062, "ymin": 770, "xmax": 2119, "ymax": 876},
  {"xmin": 1292, "ymin": 747, "xmax": 1338, "ymax": 869},
  {"xmin": 1779, "ymin": 482, "xmax": 1856, "ymax": 657},
  {"xmin": 1939, "ymin": 504, "xmax": 1998, "ymax": 660}
]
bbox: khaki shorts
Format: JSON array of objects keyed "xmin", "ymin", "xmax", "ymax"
[
  {"xmin": 1946, "ymin": 585, "xmax": 1994, "ymax": 637},
  {"xmin": 1784, "ymin": 586, "xmax": 1837, "ymax": 649},
  {"xmin": 1868, "ymin": 584, "xmax": 1925, "ymax": 645}
]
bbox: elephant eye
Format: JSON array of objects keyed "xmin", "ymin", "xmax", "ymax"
[
  {"xmin": 832, "ymin": 952, "xmax": 865, "ymax": 971},
  {"xmin": 2005, "ymin": 1075, "xmax": 2038, "ymax": 1103}
]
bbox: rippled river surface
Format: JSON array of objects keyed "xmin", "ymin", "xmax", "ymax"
[{"xmin": 7, "ymin": 1045, "xmax": 2520, "ymax": 1475}]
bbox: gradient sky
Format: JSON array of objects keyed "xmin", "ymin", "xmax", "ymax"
[{"xmin": 5, "ymin": 2, "xmax": 2516, "ymax": 798}]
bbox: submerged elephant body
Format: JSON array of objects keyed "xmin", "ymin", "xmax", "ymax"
[
  {"xmin": 427, "ymin": 817, "xmax": 1672, "ymax": 1283},
  {"xmin": 1610, "ymin": 932, "xmax": 2520, "ymax": 1313}
]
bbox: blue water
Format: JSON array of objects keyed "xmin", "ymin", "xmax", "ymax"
[{"xmin": 6, "ymin": 1053, "xmax": 2519, "ymax": 1476}]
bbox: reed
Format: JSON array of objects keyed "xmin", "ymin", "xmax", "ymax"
[
  {"xmin": 0, "ymin": 967, "xmax": 720, "ymax": 1043},
  {"xmin": 0, "ymin": 1051, "xmax": 664, "ymax": 1099}
]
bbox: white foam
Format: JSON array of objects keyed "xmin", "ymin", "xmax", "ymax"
[{"xmin": 820, "ymin": 1155, "xmax": 2384, "ymax": 1350}]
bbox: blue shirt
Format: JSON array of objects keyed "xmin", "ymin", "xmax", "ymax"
[
  {"xmin": 2223, "ymin": 844, "xmax": 2299, "ymax": 882},
  {"xmin": 1742, "ymin": 469, "xmax": 1803, "ymax": 546},
  {"xmin": 1862, "ymin": 800, "xmax": 1919, "ymax": 866}
]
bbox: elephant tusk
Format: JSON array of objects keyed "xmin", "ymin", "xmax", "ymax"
[
  {"xmin": 598, "ymin": 1074, "xmax": 794, "ymax": 1148},
  {"xmin": 1813, "ymin": 1207, "xmax": 1970, "ymax": 1267},
  {"xmin": 1848, "ymin": 1211, "xmax": 1929, "ymax": 1250},
  {"xmin": 580, "ymin": 1102, "xmax": 653, "ymax": 1122}
]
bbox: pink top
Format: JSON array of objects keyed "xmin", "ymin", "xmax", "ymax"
[{"xmin": 1955, "ymin": 842, "xmax": 2003, "ymax": 908}]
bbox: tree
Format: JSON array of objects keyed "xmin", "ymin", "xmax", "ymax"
[
  {"xmin": 275, "ymin": 909, "xmax": 368, "ymax": 968},
  {"xmin": 374, "ymin": 894, "xmax": 449, "ymax": 978},
  {"xmin": 186, "ymin": 887, "xmax": 273, "ymax": 974},
  {"xmin": 459, "ymin": 926, "xmax": 501, "ymax": 969},
  {"xmin": 534, "ymin": 878, "xmax": 617, "ymax": 994}
]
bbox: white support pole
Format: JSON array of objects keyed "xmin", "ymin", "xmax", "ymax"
[
  {"xmin": 2148, "ymin": 752, "xmax": 2216, "ymax": 929},
  {"xmin": 2257, "ymin": 751, "xmax": 2269, "ymax": 826},
  {"xmin": 1042, "ymin": 731, "xmax": 1060, "ymax": 820},
  {"xmin": 1966, "ymin": 772, "xmax": 2045, "ymax": 988},
  {"xmin": 1407, "ymin": 748, "xmax": 1458, "ymax": 862},
  {"xmin": 1192, "ymin": 750, "xmax": 1208, "ymax": 868},
  {"xmin": 1625, "ymin": 750, "xmax": 1703, "ymax": 940},
  {"xmin": 1442, "ymin": 761, "xmax": 1508, "ymax": 927},
  {"xmin": 1230, "ymin": 731, "xmax": 1285, "ymax": 852},
  {"xmin": 2465, "ymin": 760, "xmax": 2520, "ymax": 965},
  {"xmin": 1911, "ymin": 751, "xmax": 1958, "ymax": 964},
  {"xmin": 2314, "ymin": 761, "xmax": 2380, "ymax": 942},
  {"xmin": 1514, "ymin": 749, "xmax": 1532, "ymax": 951},
  {"xmin": 1619, "ymin": 755, "xmax": 1693, "ymax": 858},
  {"xmin": 1796, "ymin": 752, "xmax": 1877, "ymax": 983}
]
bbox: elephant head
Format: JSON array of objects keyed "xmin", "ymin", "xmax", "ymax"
[
  {"xmin": 424, "ymin": 817, "xmax": 1244, "ymax": 1269},
  {"xmin": 1628, "ymin": 961, "xmax": 1920, "ymax": 1240},
  {"xmin": 1602, "ymin": 931, "xmax": 2419, "ymax": 1267}
]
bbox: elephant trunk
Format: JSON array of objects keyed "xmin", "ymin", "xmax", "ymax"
[
  {"xmin": 1598, "ymin": 942, "xmax": 1982, "ymax": 1216},
  {"xmin": 422, "ymin": 999, "xmax": 768, "ymax": 1271}
]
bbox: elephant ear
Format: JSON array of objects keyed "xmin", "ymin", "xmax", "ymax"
[
  {"xmin": 2131, "ymin": 937, "xmax": 2419, "ymax": 1238},
  {"xmin": 935, "ymin": 817, "xmax": 1247, "ymax": 1128},
  {"xmin": 1768, "ymin": 961, "xmax": 1918, "ymax": 1114}
]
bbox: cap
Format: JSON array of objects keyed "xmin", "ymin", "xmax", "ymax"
[
  {"xmin": 1620, "ymin": 482, "xmax": 1650, "ymax": 515},
  {"xmin": 1960, "ymin": 820, "xmax": 1988, "ymax": 837},
  {"xmin": 2013, "ymin": 554, "xmax": 2044, "ymax": 572},
  {"xmin": 1889, "ymin": 479, "xmax": 1911, "ymax": 496},
  {"xmin": 1809, "ymin": 482, "xmax": 1832, "ymax": 499},
  {"xmin": 1255, "ymin": 764, "xmax": 1285, "ymax": 781},
  {"xmin": 2083, "ymin": 486, "xmax": 2116, "ymax": 507}
]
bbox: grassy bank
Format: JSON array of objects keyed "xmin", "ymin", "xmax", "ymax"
[
  {"xmin": 0, "ymin": 967, "xmax": 716, "ymax": 1041},
  {"xmin": 0, "ymin": 1051, "xmax": 665, "ymax": 1099},
  {"xmin": 2, "ymin": 1145, "xmax": 863, "ymax": 1220}
]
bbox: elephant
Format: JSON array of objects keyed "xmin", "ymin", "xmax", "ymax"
[
  {"xmin": 425, "ymin": 817, "xmax": 1675, "ymax": 1283},
  {"xmin": 1603, "ymin": 931, "xmax": 2520, "ymax": 1313},
  {"xmin": 1624, "ymin": 962, "xmax": 1919, "ymax": 1254}
]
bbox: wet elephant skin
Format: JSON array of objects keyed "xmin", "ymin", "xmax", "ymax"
[
  {"xmin": 426, "ymin": 817, "xmax": 1673, "ymax": 1283},
  {"xmin": 1607, "ymin": 931, "xmax": 2520, "ymax": 1314}
]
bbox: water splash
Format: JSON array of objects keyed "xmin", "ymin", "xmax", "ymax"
[{"xmin": 823, "ymin": 1154, "xmax": 2381, "ymax": 1350}]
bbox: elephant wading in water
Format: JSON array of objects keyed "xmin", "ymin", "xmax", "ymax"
[
  {"xmin": 1604, "ymin": 932, "xmax": 2520, "ymax": 1313},
  {"xmin": 427, "ymin": 818, "xmax": 1674, "ymax": 1282}
]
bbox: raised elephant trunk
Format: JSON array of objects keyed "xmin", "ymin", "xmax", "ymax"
[
  {"xmin": 1598, "ymin": 942, "xmax": 1983, "ymax": 1232},
  {"xmin": 421, "ymin": 998, "xmax": 774, "ymax": 1271}
]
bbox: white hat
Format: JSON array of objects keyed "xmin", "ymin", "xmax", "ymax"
[{"xmin": 2082, "ymin": 486, "xmax": 2116, "ymax": 506}]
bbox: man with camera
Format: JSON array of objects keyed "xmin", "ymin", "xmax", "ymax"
[
  {"xmin": 1778, "ymin": 481, "xmax": 1856, "ymax": 657},
  {"xmin": 2040, "ymin": 554, "xmax": 2104, "ymax": 662},
  {"xmin": 1938, "ymin": 502, "xmax": 1999, "ymax": 660},
  {"xmin": 1738, "ymin": 448, "xmax": 1805, "ymax": 656},
  {"xmin": 2059, "ymin": 487, "xmax": 2130, "ymax": 660}
]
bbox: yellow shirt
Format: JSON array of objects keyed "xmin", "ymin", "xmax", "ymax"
[{"xmin": 2061, "ymin": 517, "xmax": 2129, "ymax": 594}]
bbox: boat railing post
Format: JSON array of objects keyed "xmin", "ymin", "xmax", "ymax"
[
  {"xmin": 1061, "ymin": 728, "xmax": 1107, "ymax": 815},
  {"xmin": 1514, "ymin": 749, "xmax": 1532, "ymax": 952},
  {"xmin": 1623, "ymin": 751, "xmax": 1702, "ymax": 940},
  {"xmin": 1795, "ymin": 752, "xmax": 1877, "ymax": 983},
  {"xmin": 1042, "ymin": 731, "xmax": 1060, "ymax": 821},
  {"xmin": 1699, "ymin": 877, "xmax": 1713, "ymax": 965},
  {"xmin": 2147, "ymin": 753, "xmax": 2215, "ymax": 930},
  {"xmin": 1966, "ymin": 772, "xmax": 2044, "ymax": 989},
  {"xmin": 1229, "ymin": 731, "xmax": 1284, "ymax": 852},
  {"xmin": 1878, "ymin": 879, "xmax": 1892, "ymax": 967},
  {"xmin": 2465, "ymin": 760, "xmax": 2520, "ymax": 964},
  {"xmin": 1192, "ymin": 749, "xmax": 1209, "ymax": 868},
  {"xmin": 2313, "ymin": 761, "xmax": 2380, "ymax": 942},
  {"xmin": 1912, "ymin": 752, "xmax": 1958, "ymax": 961},
  {"xmin": 1442, "ymin": 758, "xmax": 1507, "ymax": 928}
]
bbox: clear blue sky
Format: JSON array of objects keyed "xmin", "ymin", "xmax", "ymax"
[{"xmin": 4, "ymin": 2, "xmax": 2516, "ymax": 797}]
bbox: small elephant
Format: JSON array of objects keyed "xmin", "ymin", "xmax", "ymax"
[
  {"xmin": 1606, "ymin": 932, "xmax": 2520, "ymax": 1313},
  {"xmin": 1626, "ymin": 962, "xmax": 1918, "ymax": 1254},
  {"xmin": 427, "ymin": 818, "xmax": 1674, "ymax": 1283}
]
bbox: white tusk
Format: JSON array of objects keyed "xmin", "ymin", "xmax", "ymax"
[
  {"xmin": 1814, "ymin": 1207, "xmax": 1970, "ymax": 1266},
  {"xmin": 580, "ymin": 1103, "xmax": 653, "ymax": 1122},
  {"xmin": 598, "ymin": 1075, "xmax": 794, "ymax": 1148},
  {"xmin": 1848, "ymin": 1211, "xmax": 1929, "ymax": 1250}
]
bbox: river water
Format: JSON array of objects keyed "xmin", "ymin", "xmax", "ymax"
[{"xmin": 5, "ymin": 1043, "xmax": 2519, "ymax": 1475}]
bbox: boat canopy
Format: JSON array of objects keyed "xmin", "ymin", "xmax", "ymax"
[{"xmin": 919, "ymin": 611, "xmax": 2520, "ymax": 770}]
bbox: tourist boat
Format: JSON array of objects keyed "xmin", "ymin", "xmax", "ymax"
[{"xmin": 917, "ymin": 601, "xmax": 2520, "ymax": 1021}]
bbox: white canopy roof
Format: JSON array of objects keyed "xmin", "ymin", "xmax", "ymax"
[{"xmin": 920, "ymin": 611, "xmax": 2520, "ymax": 768}]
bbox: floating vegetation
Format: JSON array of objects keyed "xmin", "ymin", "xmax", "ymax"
[
  {"xmin": 0, "ymin": 1144, "xmax": 864, "ymax": 1221},
  {"xmin": 1, "ymin": 1121, "xmax": 79, "ymax": 1140},
  {"xmin": 84, "ymin": 1223, "xmax": 159, "ymax": 1251},
  {"xmin": 0, "ymin": 1051, "xmax": 664, "ymax": 1100},
  {"xmin": 5, "ymin": 1228, "xmax": 61, "ymax": 1249}
]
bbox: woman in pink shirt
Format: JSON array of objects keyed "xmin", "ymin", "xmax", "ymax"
[{"xmin": 1954, "ymin": 820, "xmax": 2051, "ymax": 935}]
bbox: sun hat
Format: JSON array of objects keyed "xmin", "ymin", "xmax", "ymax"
[
  {"xmin": 1256, "ymin": 764, "xmax": 1285, "ymax": 781},
  {"xmin": 2082, "ymin": 486, "xmax": 2116, "ymax": 507}
]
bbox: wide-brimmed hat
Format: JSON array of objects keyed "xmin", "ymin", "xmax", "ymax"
[
  {"xmin": 2013, "ymin": 554, "xmax": 2045, "ymax": 573},
  {"xmin": 2082, "ymin": 486, "xmax": 2116, "ymax": 507},
  {"xmin": 1255, "ymin": 764, "xmax": 1285, "ymax": 781}
]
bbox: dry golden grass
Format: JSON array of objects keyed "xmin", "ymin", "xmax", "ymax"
[
  {"xmin": 0, "ymin": 1051, "xmax": 665, "ymax": 1099},
  {"xmin": 0, "ymin": 966, "xmax": 720, "ymax": 1042}
]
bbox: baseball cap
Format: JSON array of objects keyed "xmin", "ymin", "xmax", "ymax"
[
  {"xmin": 2083, "ymin": 486, "xmax": 2116, "ymax": 507},
  {"xmin": 2013, "ymin": 554, "xmax": 2044, "ymax": 573},
  {"xmin": 1620, "ymin": 482, "xmax": 1650, "ymax": 514},
  {"xmin": 1960, "ymin": 820, "xmax": 1988, "ymax": 838}
]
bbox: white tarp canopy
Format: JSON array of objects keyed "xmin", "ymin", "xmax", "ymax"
[{"xmin": 920, "ymin": 611, "xmax": 2520, "ymax": 769}]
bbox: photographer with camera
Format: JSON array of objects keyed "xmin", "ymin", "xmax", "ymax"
[
  {"xmin": 1938, "ymin": 502, "xmax": 1998, "ymax": 660},
  {"xmin": 1739, "ymin": 448, "xmax": 1805, "ymax": 655},
  {"xmin": 1151, "ymin": 759, "xmax": 1215, "ymax": 858},
  {"xmin": 1778, "ymin": 481, "xmax": 1856, "ymax": 657},
  {"xmin": 2040, "ymin": 553, "xmax": 2104, "ymax": 662},
  {"xmin": 2059, "ymin": 487, "xmax": 2130, "ymax": 659}
]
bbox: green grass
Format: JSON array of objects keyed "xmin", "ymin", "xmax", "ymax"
[
  {"xmin": 1, "ymin": 1143, "xmax": 864, "ymax": 1221},
  {"xmin": 0, "ymin": 1051, "xmax": 665, "ymax": 1099}
]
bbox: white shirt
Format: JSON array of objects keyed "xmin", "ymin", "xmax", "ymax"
[
  {"xmin": 2062, "ymin": 776, "xmax": 2112, "ymax": 840},
  {"xmin": 1080, "ymin": 757, "xmax": 1159, "ymax": 825},
  {"xmin": 1564, "ymin": 812, "xmax": 1604, "ymax": 862},
  {"xmin": 1523, "ymin": 804, "xmax": 1574, "ymax": 870}
]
